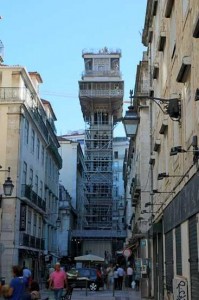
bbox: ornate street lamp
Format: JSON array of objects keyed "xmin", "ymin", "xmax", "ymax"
[
  {"xmin": 3, "ymin": 177, "xmax": 14, "ymax": 196},
  {"xmin": 122, "ymin": 90, "xmax": 140, "ymax": 138},
  {"xmin": 123, "ymin": 89, "xmax": 181, "ymax": 139},
  {"xmin": 56, "ymin": 216, "xmax": 61, "ymax": 229},
  {"xmin": 0, "ymin": 166, "xmax": 14, "ymax": 196}
]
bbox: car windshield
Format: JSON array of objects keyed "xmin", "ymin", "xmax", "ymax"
[{"xmin": 78, "ymin": 269, "xmax": 90, "ymax": 277}]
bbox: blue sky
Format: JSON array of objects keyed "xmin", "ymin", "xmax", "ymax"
[{"xmin": 1, "ymin": 0, "xmax": 147, "ymax": 136}]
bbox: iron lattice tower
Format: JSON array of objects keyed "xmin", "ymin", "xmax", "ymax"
[{"xmin": 78, "ymin": 47, "xmax": 124, "ymax": 255}]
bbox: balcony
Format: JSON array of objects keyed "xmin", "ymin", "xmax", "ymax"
[
  {"xmin": 82, "ymin": 48, "xmax": 121, "ymax": 56},
  {"xmin": 30, "ymin": 106, "xmax": 49, "ymax": 139},
  {"xmin": 72, "ymin": 229, "xmax": 126, "ymax": 239},
  {"xmin": 21, "ymin": 184, "xmax": 46, "ymax": 211},
  {"xmin": 82, "ymin": 70, "xmax": 121, "ymax": 78},
  {"xmin": 48, "ymin": 139, "xmax": 62, "ymax": 169},
  {"xmin": 0, "ymin": 87, "xmax": 25, "ymax": 102},
  {"xmin": 0, "ymin": 87, "xmax": 50, "ymax": 141},
  {"xmin": 19, "ymin": 232, "xmax": 45, "ymax": 250},
  {"xmin": 79, "ymin": 89, "xmax": 123, "ymax": 98},
  {"xmin": 130, "ymin": 175, "xmax": 141, "ymax": 202}
]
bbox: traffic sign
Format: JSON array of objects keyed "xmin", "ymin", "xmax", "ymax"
[{"xmin": 122, "ymin": 248, "xmax": 132, "ymax": 257}]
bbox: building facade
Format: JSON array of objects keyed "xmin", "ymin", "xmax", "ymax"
[
  {"xmin": 0, "ymin": 64, "xmax": 62, "ymax": 282},
  {"xmin": 58, "ymin": 136, "xmax": 85, "ymax": 258},
  {"xmin": 125, "ymin": 1, "xmax": 199, "ymax": 299}
]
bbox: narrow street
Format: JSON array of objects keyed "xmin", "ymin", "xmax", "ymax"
[{"xmin": 41, "ymin": 287, "xmax": 142, "ymax": 300}]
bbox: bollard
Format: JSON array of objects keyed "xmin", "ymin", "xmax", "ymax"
[{"xmin": 85, "ymin": 279, "xmax": 88, "ymax": 296}]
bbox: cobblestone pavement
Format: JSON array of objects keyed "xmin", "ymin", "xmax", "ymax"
[{"xmin": 41, "ymin": 287, "xmax": 142, "ymax": 300}]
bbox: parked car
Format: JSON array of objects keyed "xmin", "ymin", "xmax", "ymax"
[{"xmin": 67, "ymin": 267, "xmax": 104, "ymax": 291}]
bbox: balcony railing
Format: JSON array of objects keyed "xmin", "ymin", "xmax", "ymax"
[
  {"xmin": 48, "ymin": 141, "xmax": 62, "ymax": 169},
  {"xmin": 19, "ymin": 232, "xmax": 45, "ymax": 250},
  {"xmin": 82, "ymin": 48, "xmax": 121, "ymax": 55},
  {"xmin": 21, "ymin": 184, "xmax": 46, "ymax": 211},
  {"xmin": 0, "ymin": 87, "xmax": 29, "ymax": 102},
  {"xmin": 0, "ymin": 87, "xmax": 57, "ymax": 142},
  {"xmin": 71, "ymin": 229, "xmax": 126, "ymax": 238},
  {"xmin": 130, "ymin": 175, "xmax": 141, "ymax": 200},
  {"xmin": 82, "ymin": 70, "xmax": 121, "ymax": 77},
  {"xmin": 79, "ymin": 89, "xmax": 123, "ymax": 98}
]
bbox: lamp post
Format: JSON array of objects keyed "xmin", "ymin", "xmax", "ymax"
[
  {"xmin": 0, "ymin": 166, "xmax": 14, "ymax": 196},
  {"xmin": 56, "ymin": 216, "xmax": 61, "ymax": 229},
  {"xmin": 0, "ymin": 166, "xmax": 14, "ymax": 280}
]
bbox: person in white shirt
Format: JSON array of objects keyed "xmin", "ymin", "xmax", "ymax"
[{"xmin": 126, "ymin": 265, "xmax": 133, "ymax": 288}]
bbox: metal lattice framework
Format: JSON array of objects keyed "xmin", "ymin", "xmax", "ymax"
[{"xmin": 77, "ymin": 48, "xmax": 124, "ymax": 239}]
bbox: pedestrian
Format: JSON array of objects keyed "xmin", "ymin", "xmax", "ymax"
[
  {"xmin": 113, "ymin": 266, "xmax": 119, "ymax": 290},
  {"xmin": 5, "ymin": 265, "xmax": 30, "ymax": 299},
  {"xmin": 49, "ymin": 262, "xmax": 67, "ymax": 300},
  {"xmin": 30, "ymin": 280, "xmax": 41, "ymax": 300},
  {"xmin": 126, "ymin": 265, "xmax": 133, "ymax": 288},
  {"xmin": 96, "ymin": 264, "xmax": 103, "ymax": 288},
  {"xmin": 23, "ymin": 265, "xmax": 32, "ymax": 288},
  {"xmin": 106, "ymin": 264, "xmax": 113, "ymax": 289},
  {"xmin": 117, "ymin": 265, "xmax": 125, "ymax": 290},
  {"xmin": 134, "ymin": 271, "xmax": 140, "ymax": 291}
]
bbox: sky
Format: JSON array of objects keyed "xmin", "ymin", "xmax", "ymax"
[{"xmin": 1, "ymin": 0, "xmax": 147, "ymax": 137}]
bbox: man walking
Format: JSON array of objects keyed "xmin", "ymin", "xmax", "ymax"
[
  {"xmin": 117, "ymin": 265, "xmax": 125, "ymax": 290},
  {"xmin": 49, "ymin": 262, "xmax": 67, "ymax": 300},
  {"xmin": 126, "ymin": 264, "xmax": 133, "ymax": 288}
]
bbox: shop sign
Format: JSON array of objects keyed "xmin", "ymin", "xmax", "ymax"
[{"xmin": 19, "ymin": 204, "xmax": 26, "ymax": 231}]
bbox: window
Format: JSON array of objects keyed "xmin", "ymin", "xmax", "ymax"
[
  {"xmin": 114, "ymin": 151, "xmax": 118, "ymax": 159},
  {"xmin": 24, "ymin": 119, "xmax": 29, "ymax": 144},
  {"xmin": 41, "ymin": 145, "xmax": 45, "ymax": 165},
  {"xmin": 38, "ymin": 216, "xmax": 42, "ymax": 238},
  {"xmin": 170, "ymin": 8, "xmax": 176, "ymax": 59},
  {"xmin": 33, "ymin": 213, "xmax": 37, "ymax": 236},
  {"xmin": 35, "ymin": 175, "xmax": 38, "ymax": 194},
  {"xmin": 36, "ymin": 138, "xmax": 40, "ymax": 159},
  {"xmin": 27, "ymin": 209, "xmax": 32, "ymax": 234},
  {"xmin": 31, "ymin": 129, "xmax": 35, "ymax": 153},
  {"xmin": 29, "ymin": 168, "xmax": 33, "ymax": 186},
  {"xmin": 22, "ymin": 162, "xmax": 27, "ymax": 185},
  {"xmin": 94, "ymin": 111, "xmax": 109, "ymax": 125},
  {"xmin": 40, "ymin": 180, "xmax": 43, "ymax": 198},
  {"xmin": 85, "ymin": 58, "xmax": 92, "ymax": 71}
]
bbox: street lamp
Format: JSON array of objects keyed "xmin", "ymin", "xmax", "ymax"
[
  {"xmin": 0, "ymin": 166, "xmax": 14, "ymax": 196},
  {"xmin": 123, "ymin": 89, "xmax": 181, "ymax": 130},
  {"xmin": 123, "ymin": 90, "xmax": 140, "ymax": 138},
  {"xmin": 56, "ymin": 217, "xmax": 61, "ymax": 229},
  {"xmin": 118, "ymin": 202, "xmax": 124, "ymax": 217}
]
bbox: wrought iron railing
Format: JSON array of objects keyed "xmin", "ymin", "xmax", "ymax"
[
  {"xmin": 82, "ymin": 48, "xmax": 121, "ymax": 55},
  {"xmin": 19, "ymin": 232, "xmax": 45, "ymax": 250},
  {"xmin": 21, "ymin": 184, "xmax": 46, "ymax": 211},
  {"xmin": 79, "ymin": 89, "xmax": 123, "ymax": 98},
  {"xmin": 71, "ymin": 229, "xmax": 126, "ymax": 238},
  {"xmin": 82, "ymin": 70, "xmax": 121, "ymax": 77}
]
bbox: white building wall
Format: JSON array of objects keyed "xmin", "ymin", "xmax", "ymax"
[{"xmin": 58, "ymin": 141, "xmax": 78, "ymax": 209}]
